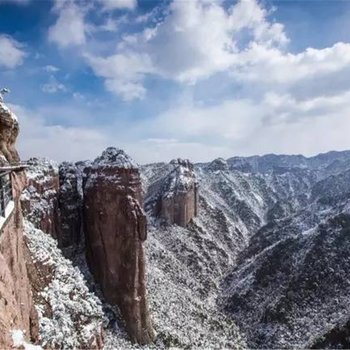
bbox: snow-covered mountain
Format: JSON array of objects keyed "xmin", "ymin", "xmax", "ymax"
[
  {"xmin": 10, "ymin": 148, "xmax": 350, "ymax": 349},
  {"xmin": 142, "ymin": 150, "xmax": 350, "ymax": 349}
]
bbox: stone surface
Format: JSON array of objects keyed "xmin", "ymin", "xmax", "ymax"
[
  {"xmin": 21, "ymin": 158, "xmax": 61, "ymax": 242},
  {"xmin": 0, "ymin": 101, "xmax": 20, "ymax": 164},
  {"xmin": 83, "ymin": 147, "xmax": 155, "ymax": 344},
  {"xmin": 23, "ymin": 220, "xmax": 105, "ymax": 349},
  {"xmin": 0, "ymin": 170, "xmax": 38, "ymax": 348},
  {"xmin": 58, "ymin": 162, "xmax": 83, "ymax": 248},
  {"xmin": 146, "ymin": 158, "xmax": 198, "ymax": 227},
  {"xmin": 0, "ymin": 102, "xmax": 38, "ymax": 348}
]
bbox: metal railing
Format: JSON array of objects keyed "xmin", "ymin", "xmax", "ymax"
[
  {"xmin": 0, "ymin": 161, "xmax": 28, "ymax": 172},
  {"xmin": 0, "ymin": 171, "xmax": 13, "ymax": 217}
]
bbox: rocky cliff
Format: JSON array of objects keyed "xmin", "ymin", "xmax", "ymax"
[
  {"xmin": 144, "ymin": 159, "xmax": 198, "ymax": 227},
  {"xmin": 21, "ymin": 158, "xmax": 61, "ymax": 241},
  {"xmin": 21, "ymin": 158, "xmax": 105, "ymax": 349},
  {"xmin": 0, "ymin": 101, "xmax": 20, "ymax": 164},
  {"xmin": 0, "ymin": 103, "xmax": 38, "ymax": 348},
  {"xmin": 83, "ymin": 147, "xmax": 155, "ymax": 344},
  {"xmin": 58, "ymin": 162, "xmax": 83, "ymax": 249}
]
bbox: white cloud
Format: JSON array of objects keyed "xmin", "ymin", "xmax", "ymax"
[
  {"xmin": 48, "ymin": 0, "xmax": 87, "ymax": 48},
  {"xmin": 84, "ymin": 0, "xmax": 288, "ymax": 100},
  {"xmin": 9, "ymin": 84, "xmax": 350, "ymax": 164},
  {"xmin": 99, "ymin": 0, "xmax": 137, "ymax": 11},
  {"xmin": 85, "ymin": 52, "xmax": 153, "ymax": 100},
  {"xmin": 44, "ymin": 65, "xmax": 60, "ymax": 73},
  {"xmin": 82, "ymin": 0, "xmax": 350, "ymax": 104},
  {"xmin": 10, "ymin": 104, "xmax": 111, "ymax": 162},
  {"xmin": 46, "ymin": 0, "xmax": 350, "ymax": 105},
  {"xmin": 235, "ymin": 42, "xmax": 350, "ymax": 85},
  {"xmin": 41, "ymin": 81, "xmax": 66, "ymax": 94},
  {"xmin": 124, "ymin": 90, "xmax": 350, "ymax": 161},
  {"xmin": 0, "ymin": 34, "xmax": 26, "ymax": 68},
  {"xmin": 31, "ymin": 0, "xmax": 350, "ymax": 162}
]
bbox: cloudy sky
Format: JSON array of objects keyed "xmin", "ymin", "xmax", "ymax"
[{"xmin": 1, "ymin": 0, "xmax": 350, "ymax": 163}]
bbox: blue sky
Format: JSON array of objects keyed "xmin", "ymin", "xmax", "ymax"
[{"xmin": 0, "ymin": 0, "xmax": 350, "ymax": 163}]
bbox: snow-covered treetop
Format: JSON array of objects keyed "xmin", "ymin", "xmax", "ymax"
[{"xmin": 93, "ymin": 147, "xmax": 138, "ymax": 169}]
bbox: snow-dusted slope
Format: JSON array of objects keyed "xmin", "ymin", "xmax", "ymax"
[
  {"xmin": 142, "ymin": 150, "xmax": 350, "ymax": 349},
  {"xmin": 217, "ymin": 153, "xmax": 350, "ymax": 348},
  {"xmin": 24, "ymin": 220, "xmax": 105, "ymax": 349}
]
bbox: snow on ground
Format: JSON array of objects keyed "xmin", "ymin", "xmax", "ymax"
[
  {"xmin": 11, "ymin": 330, "xmax": 43, "ymax": 350},
  {"xmin": 145, "ymin": 225, "xmax": 246, "ymax": 349}
]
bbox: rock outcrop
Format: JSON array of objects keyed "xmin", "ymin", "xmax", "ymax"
[
  {"xmin": 58, "ymin": 162, "xmax": 83, "ymax": 248},
  {"xmin": 0, "ymin": 101, "xmax": 20, "ymax": 164},
  {"xmin": 21, "ymin": 158, "xmax": 61, "ymax": 242},
  {"xmin": 146, "ymin": 159, "xmax": 198, "ymax": 227},
  {"xmin": 0, "ymin": 103, "xmax": 39, "ymax": 348},
  {"xmin": 83, "ymin": 147, "xmax": 155, "ymax": 344}
]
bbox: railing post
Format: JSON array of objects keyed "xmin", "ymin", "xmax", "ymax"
[
  {"xmin": 0, "ymin": 172, "xmax": 13, "ymax": 217},
  {"xmin": 0, "ymin": 176, "xmax": 4, "ymax": 217}
]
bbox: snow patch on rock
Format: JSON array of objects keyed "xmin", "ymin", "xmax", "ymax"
[
  {"xmin": 93, "ymin": 147, "xmax": 138, "ymax": 169},
  {"xmin": 11, "ymin": 330, "xmax": 42, "ymax": 350}
]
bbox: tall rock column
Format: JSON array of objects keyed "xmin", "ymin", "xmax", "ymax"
[
  {"xmin": 83, "ymin": 147, "xmax": 154, "ymax": 344},
  {"xmin": 146, "ymin": 159, "xmax": 199, "ymax": 226}
]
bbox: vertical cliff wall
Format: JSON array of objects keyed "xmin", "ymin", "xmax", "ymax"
[
  {"xmin": 0, "ymin": 101, "xmax": 20, "ymax": 164},
  {"xmin": 0, "ymin": 102, "xmax": 38, "ymax": 348},
  {"xmin": 146, "ymin": 159, "xmax": 199, "ymax": 227},
  {"xmin": 58, "ymin": 162, "xmax": 83, "ymax": 248},
  {"xmin": 83, "ymin": 147, "xmax": 155, "ymax": 344},
  {"xmin": 21, "ymin": 158, "xmax": 61, "ymax": 241}
]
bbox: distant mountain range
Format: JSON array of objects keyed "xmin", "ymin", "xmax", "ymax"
[{"xmin": 143, "ymin": 149, "xmax": 350, "ymax": 348}]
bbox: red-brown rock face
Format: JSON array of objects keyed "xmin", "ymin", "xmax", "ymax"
[
  {"xmin": 58, "ymin": 162, "xmax": 83, "ymax": 248},
  {"xmin": 146, "ymin": 159, "xmax": 199, "ymax": 227},
  {"xmin": 0, "ymin": 103, "xmax": 38, "ymax": 348},
  {"xmin": 83, "ymin": 147, "xmax": 155, "ymax": 344}
]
